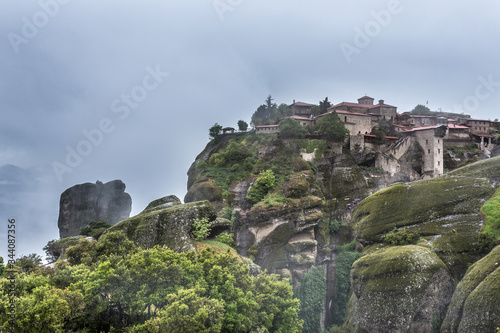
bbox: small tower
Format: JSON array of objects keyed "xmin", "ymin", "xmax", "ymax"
[{"xmin": 358, "ymin": 95, "xmax": 374, "ymax": 105}]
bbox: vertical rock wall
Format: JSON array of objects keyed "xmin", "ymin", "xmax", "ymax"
[{"xmin": 58, "ymin": 180, "xmax": 132, "ymax": 238}]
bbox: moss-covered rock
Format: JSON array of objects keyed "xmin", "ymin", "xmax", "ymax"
[
  {"xmin": 344, "ymin": 245, "xmax": 453, "ymax": 333},
  {"xmin": 106, "ymin": 200, "xmax": 217, "ymax": 252},
  {"xmin": 46, "ymin": 236, "xmax": 93, "ymax": 261},
  {"xmin": 141, "ymin": 195, "xmax": 181, "ymax": 214},
  {"xmin": 282, "ymin": 171, "xmax": 314, "ymax": 198},
  {"xmin": 184, "ymin": 179, "xmax": 223, "ymax": 205},
  {"xmin": 441, "ymin": 245, "xmax": 500, "ymax": 333},
  {"xmin": 351, "ymin": 173, "xmax": 496, "ymax": 280}
]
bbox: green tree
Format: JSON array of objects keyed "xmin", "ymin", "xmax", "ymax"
[
  {"xmin": 142, "ymin": 287, "xmax": 225, "ymax": 333},
  {"xmin": 411, "ymin": 104, "xmax": 431, "ymax": 115},
  {"xmin": 296, "ymin": 266, "xmax": 326, "ymax": 333},
  {"xmin": 319, "ymin": 97, "xmax": 332, "ymax": 115},
  {"xmin": 251, "ymin": 95, "xmax": 278, "ymax": 127},
  {"xmin": 373, "ymin": 128, "xmax": 387, "ymax": 145},
  {"xmin": 209, "ymin": 123, "xmax": 223, "ymax": 140},
  {"xmin": 15, "ymin": 253, "xmax": 43, "ymax": 273},
  {"xmin": 247, "ymin": 169, "xmax": 276, "ymax": 204},
  {"xmin": 279, "ymin": 117, "xmax": 308, "ymax": 139},
  {"xmin": 316, "ymin": 111, "xmax": 349, "ymax": 141},
  {"xmin": 277, "ymin": 103, "xmax": 292, "ymax": 118},
  {"xmin": 237, "ymin": 120, "xmax": 248, "ymax": 132},
  {"xmin": 0, "ymin": 257, "xmax": 4, "ymax": 277}
]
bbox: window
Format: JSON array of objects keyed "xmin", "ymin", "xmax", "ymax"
[
  {"xmin": 438, "ymin": 149, "xmax": 441, "ymax": 154},
  {"xmin": 426, "ymin": 139, "xmax": 429, "ymax": 144},
  {"xmin": 428, "ymin": 149, "xmax": 431, "ymax": 154},
  {"xmin": 438, "ymin": 161, "xmax": 440, "ymax": 166}
]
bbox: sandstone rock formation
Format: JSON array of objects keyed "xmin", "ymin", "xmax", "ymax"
[
  {"xmin": 58, "ymin": 180, "xmax": 132, "ymax": 238},
  {"xmin": 441, "ymin": 245, "xmax": 500, "ymax": 332},
  {"xmin": 345, "ymin": 245, "xmax": 453, "ymax": 332},
  {"xmin": 184, "ymin": 132, "xmax": 500, "ymax": 332},
  {"xmin": 105, "ymin": 196, "xmax": 219, "ymax": 252}
]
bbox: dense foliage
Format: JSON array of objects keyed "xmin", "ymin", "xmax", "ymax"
[
  {"xmin": 0, "ymin": 231, "xmax": 303, "ymax": 332},
  {"xmin": 250, "ymin": 95, "xmax": 291, "ymax": 127},
  {"xmin": 296, "ymin": 266, "xmax": 326, "ymax": 333},
  {"xmin": 247, "ymin": 169, "xmax": 276, "ymax": 204},
  {"xmin": 331, "ymin": 240, "xmax": 361, "ymax": 326},
  {"xmin": 237, "ymin": 120, "xmax": 248, "ymax": 132},
  {"xmin": 279, "ymin": 117, "xmax": 309, "ymax": 139},
  {"xmin": 209, "ymin": 123, "xmax": 223, "ymax": 140},
  {"xmin": 315, "ymin": 112, "xmax": 348, "ymax": 141}
]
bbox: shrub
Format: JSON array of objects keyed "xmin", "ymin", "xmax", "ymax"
[
  {"xmin": 329, "ymin": 219, "xmax": 343, "ymax": 234},
  {"xmin": 384, "ymin": 228, "xmax": 420, "ymax": 245},
  {"xmin": 192, "ymin": 218, "xmax": 211, "ymax": 241},
  {"xmin": 216, "ymin": 232, "xmax": 235, "ymax": 247},
  {"xmin": 247, "ymin": 169, "xmax": 276, "ymax": 204}
]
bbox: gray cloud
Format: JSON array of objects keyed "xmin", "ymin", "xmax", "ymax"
[{"xmin": 1, "ymin": 0, "xmax": 499, "ymax": 261}]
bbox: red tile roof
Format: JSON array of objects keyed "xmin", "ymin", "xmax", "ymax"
[
  {"xmin": 291, "ymin": 101, "xmax": 314, "ymax": 107},
  {"xmin": 329, "ymin": 101, "xmax": 397, "ymax": 109},
  {"xmin": 333, "ymin": 110, "xmax": 372, "ymax": 117}
]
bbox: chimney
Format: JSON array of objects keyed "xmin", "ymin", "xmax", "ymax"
[
  {"xmin": 293, "ymin": 99, "xmax": 295, "ymax": 104},
  {"xmin": 379, "ymin": 99, "xmax": 384, "ymax": 105}
]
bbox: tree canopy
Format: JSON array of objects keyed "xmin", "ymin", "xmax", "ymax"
[
  {"xmin": 209, "ymin": 123, "xmax": 223, "ymax": 140},
  {"xmin": 251, "ymin": 96, "xmax": 291, "ymax": 127},
  {"xmin": 315, "ymin": 111, "xmax": 349, "ymax": 141},
  {"xmin": 0, "ymin": 231, "xmax": 303, "ymax": 332},
  {"xmin": 237, "ymin": 120, "xmax": 248, "ymax": 132},
  {"xmin": 411, "ymin": 104, "xmax": 431, "ymax": 115},
  {"xmin": 318, "ymin": 97, "xmax": 332, "ymax": 115},
  {"xmin": 279, "ymin": 117, "xmax": 309, "ymax": 139}
]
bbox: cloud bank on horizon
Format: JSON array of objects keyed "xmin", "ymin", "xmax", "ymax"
[{"xmin": 1, "ymin": 0, "xmax": 499, "ymax": 260}]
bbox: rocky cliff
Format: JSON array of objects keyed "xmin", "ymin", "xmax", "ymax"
[
  {"xmin": 184, "ymin": 132, "xmax": 500, "ymax": 332},
  {"xmin": 58, "ymin": 180, "xmax": 132, "ymax": 238}
]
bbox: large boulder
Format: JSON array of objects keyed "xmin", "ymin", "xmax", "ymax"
[
  {"xmin": 58, "ymin": 180, "xmax": 131, "ymax": 238},
  {"xmin": 441, "ymin": 245, "xmax": 500, "ymax": 333},
  {"xmin": 344, "ymin": 245, "xmax": 453, "ymax": 333},
  {"xmin": 351, "ymin": 175, "xmax": 496, "ymax": 280},
  {"xmin": 105, "ymin": 198, "xmax": 217, "ymax": 252}
]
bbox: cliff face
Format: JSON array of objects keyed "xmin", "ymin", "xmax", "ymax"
[
  {"xmin": 185, "ymin": 133, "xmax": 500, "ymax": 332},
  {"xmin": 346, "ymin": 156, "xmax": 500, "ymax": 332},
  {"xmin": 58, "ymin": 180, "xmax": 132, "ymax": 238}
]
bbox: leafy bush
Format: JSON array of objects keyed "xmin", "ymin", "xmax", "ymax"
[
  {"xmin": 384, "ymin": 228, "xmax": 420, "ymax": 245},
  {"xmin": 192, "ymin": 218, "xmax": 211, "ymax": 241},
  {"xmin": 247, "ymin": 169, "xmax": 276, "ymax": 204},
  {"xmin": 216, "ymin": 232, "xmax": 235, "ymax": 247},
  {"xmin": 329, "ymin": 219, "xmax": 343, "ymax": 234}
]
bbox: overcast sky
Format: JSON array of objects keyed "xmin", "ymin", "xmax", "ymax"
[{"xmin": 1, "ymin": 0, "xmax": 499, "ymax": 261}]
